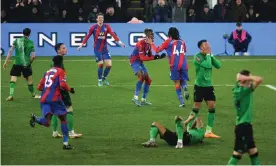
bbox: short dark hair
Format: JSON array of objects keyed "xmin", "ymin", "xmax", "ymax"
[
  {"xmin": 96, "ymin": 12, "xmax": 104, "ymax": 18},
  {"xmin": 54, "ymin": 43, "xmax": 64, "ymax": 53},
  {"xmin": 23, "ymin": 28, "xmax": 31, "ymax": 36},
  {"xmin": 144, "ymin": 28, "xmax": 153, "ymax": 37},
  {"xmin": 52, "ymin": 55, "xmax": 63, "ymax": 67},
  {"xmin": 236, "ymin": 22, "xmax": 242, "ymax": 27},
  {"xmin": 168, "ymin": 27, "xmax": 180, "ymax": 40},
  {"xmin": 197, "ymin": 39, "xmax": 207, "ymax": 48},
  {"xmin": 239, "ymin": 69, "xmax": 250, "ymax": 76}
]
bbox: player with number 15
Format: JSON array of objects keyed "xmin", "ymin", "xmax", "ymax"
[{"xmin": 149, "ymin": 27, "xmax": 189, "ymax": 107}]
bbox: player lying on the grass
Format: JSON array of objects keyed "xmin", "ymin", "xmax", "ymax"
[
  {"xmin": 148, "ymin": 27, "xmax": 189, "ymax": 107},
  {"xmin": 30, "ymin": 56, "xmax": 74, "ymax": 150},
  {"xmin": 77, "ymin": 12, "xmax": 125, "ymax": 87},
  {"xmin": 227, "ymin": 70, "xmax": 262, "ymax": 165},
  {"xmin": 142, "ymin": 115, "xmax": 204, "ymax": 148},
  {"xmin": 130, "ymin": 28, "xmax": 166, "ymax": 106},
  {"xmin": 3, "ymin": 28, "xmax": 40, "ymax": 101},
  {"xmin": 190, "ymin": 40, "xmax": 221, "ymax": 138},
  {"xmin": 50, "ymin": 43, "xmax": 82, "ymax": 139}
]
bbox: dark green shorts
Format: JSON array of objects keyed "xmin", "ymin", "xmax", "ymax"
[{"xmin": 60, "ymin": 90, "xmax": 72, "ymax": 107}]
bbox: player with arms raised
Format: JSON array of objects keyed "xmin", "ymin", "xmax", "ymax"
[
  {"xmin": 77, "ymin": 13, "xmax": 125, "ymax": 86},
  {"xmin": 149, "ymin": 27, "xmax": 189, "ymax": 107},
  {"xmin": 130, "ymin": 28, "xmax": 166, "ymax": 106},
  {"xmin": 30, "ymin": 56, "xmax": 75, "ymax": 150},
  {"xmin": 3, "ymin": 28, "xmax": 40, "ymax": 101},
  {"xmin": 227, "ymin": 70, "xmax": 262, "ymax": 165}
]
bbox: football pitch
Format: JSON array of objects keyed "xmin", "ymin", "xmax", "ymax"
[{"xmin": 1, "ymin": 56, "xmax": 276, "ymax": 165}]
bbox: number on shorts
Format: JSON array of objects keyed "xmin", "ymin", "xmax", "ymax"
[
  {"xmin": 173, "ymin": 45, "xmax": 185, "ymax": 56},
  {"xmin": 45, "ymin": 75, "xmax": 54, "ymax": 88}
]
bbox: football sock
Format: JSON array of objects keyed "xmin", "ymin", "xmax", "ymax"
[
  {"xmin": 66, "ymin": 112, "xmax": 74, "ymax": 132},
  {"xmin": 51, "ymin": 115, "xmax": 58, "ymax": 131},
  {"xmin": 61, "ymin": 121, "xmax": 69, "ymax": 144},
  {"xmin": 206, "ymin": 108, "xmax": 216, "ymax": 133},
  {"xmin": 98, "ymin": 64, "xmax": 104, "ymax": 80},
  {"xmin": 103, "ymin": 66, "xmax": 111, "ymax": 78},
  {"xmin": 37, "ymin": 117, "xmax": 50, "ymax": 127},
  {"xmin": 28, "ymin": 84, "xmax": 34, "ymax": 94},
  {"xmin": 9, "ymin": 81, "xmax": 15, "ymax": 96},
  {"xmin": 175, "ymin": 119, "xmax": 183, "ymax": 143},
  {"xmin": 180, "ymin": 80, "xmax": 187, "ymax": 89},
  {"xmin": 250, "ymin": 152, "xmax": 260, "ymax": 165},
  {"xmin": 188, "ymin": 108, "xmax": 199, "ymax": 129},
  {"xmin": 176, "ymin": 85, "xmax": 184, "ymax": 105},
  {"xmin": 135, "ymin": 77, "xmax": 144, "ymax": 97},
  {"xmin": 142, "ymin": 77, "xmax": 151, "ymax": 99},
  {"xmin": 149, "ymin": 125, "xmax": 158, "ymax": 141},
  {"xmin": 228, "ymin": 155, "xmax": 241, "ymax": 165}
]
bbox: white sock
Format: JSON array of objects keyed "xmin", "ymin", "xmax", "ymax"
[
  {"xmin": 177, "ymin": 139, "xmax": 183, "ymax": 144},
  {"xmin": 98, "ymin": 79, "xmax": 102, "ymax": 81},
  {"xmin": 53, "ymin": 131, "xmax": 58, "ymax": 134},
  {"xmin": 134, "ymin": 95, "xmax": 138, "ymax": 100},
  {"xmin": 150, "ymin": 138, "xmax": 155, "ymax": 142},
  {"xmin": 205, "ymin": 130, "xmax": 212, "ymax": 134},
  {"xmin": 63, "ymin": 142, "xmax": 68, "ymax": 146}
]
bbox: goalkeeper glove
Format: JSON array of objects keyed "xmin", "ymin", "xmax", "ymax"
[{"xmin": 70, "ymin": 88, "xmax": 75, "ymax": 94}]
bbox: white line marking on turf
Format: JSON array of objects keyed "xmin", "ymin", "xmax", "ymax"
[
  {"xmin": 0, "ymin": 84, "xmax": 270, "ymax": 88},
  {"xmin": 265, "ymin": 85, "xmax": 276, "ymax": 91},
  {"xmin": 1, "ymin": 59, "xmax": 276, "ymax": 62}
]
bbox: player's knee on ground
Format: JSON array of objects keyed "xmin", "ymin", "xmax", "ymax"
[{"xmin": 206, "ymin": 101, "xmax": 215, "ymax": 109}]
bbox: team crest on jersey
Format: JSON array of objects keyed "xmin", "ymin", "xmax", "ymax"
[{"xmin": 196, "ymin": 57, "xmax": 201, "ymax": 62}]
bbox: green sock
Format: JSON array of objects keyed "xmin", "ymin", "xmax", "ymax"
[
  {"xmin": 9, "ymin": 81, "xmax": 15, "ymax": 96},
  {"xmin": 250, "ymin": 153, "xmax": 260, "ymax": 165},
  {"xmin": 28, "ymin": 84, "xmax": 34, "ymax": 94},
  {"xmin": 227, "ymin": 155, "xmax": 241, "ymax": 165},
  {"xmin": 66, "ymin": 112, "xmax": 74, "ymax": 131},
  {"xmin": 188, "ymin": 108, "xmax": 199, "ymax": 129},
  {"xmin": 206, "ymin": 108, "xmax": 215, "ymax": 132},
  {"xmin": 149, "ymin": 126, "xmax": 158, "ymax": 140},
  {"xmin": 51, "ymin": 115, "xmax": 58, "ymax": 132},
  {"xmin": 175, "ymin": 120, "xmax": 183, "ymax": 141}
]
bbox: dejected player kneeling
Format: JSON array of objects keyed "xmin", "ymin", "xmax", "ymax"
[{"xmin": 29, "ymin": 56, "xmax": 74, "ymax": 150}]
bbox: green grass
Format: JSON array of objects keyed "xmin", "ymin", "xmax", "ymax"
[{"xmin": 1, "ymin": 56, "xmax": 276, "ymax": 165}]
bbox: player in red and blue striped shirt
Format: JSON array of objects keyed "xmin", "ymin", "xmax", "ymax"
[
  {"xmin": 150, "ymin": 27, "xmax": 189, "ymax": 107},
  {"xmin": 129, "ymin": 28, "xmax": 165, "ymax": 106},
  {"xmin": 29, "ymin": 56, "xmax": 75, "ymax": 150},
  {"xmin": 77, "ymin": 13, "xmax": 125, "ymax": 87}
]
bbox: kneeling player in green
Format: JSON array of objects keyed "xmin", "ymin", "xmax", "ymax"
[
  {"xmin": 142, "ymin": 115, "xmax": 204, "ymax": 148},
  {"xmin": 227, "ymin": 70, "xmax": 262, "ymax": 165},
  {"xmin": 51, "ymin": 43, "xmax": 82, "ymax": 139}
]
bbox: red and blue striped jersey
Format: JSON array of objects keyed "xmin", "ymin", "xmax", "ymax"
[
  {"xmin": 129, "ymin": 39, "xmax": 154, "ymax": 64},
  {"xmin": 37, "ymin": 67, "xmax": 71, "ymax": 103},
  {"xmin": 82, "ymin": 23, "xmax": 120, "ymax": 53},
  {"xmin": 151, "ymin": 39, "xmax": 188, "ymax": 70}
]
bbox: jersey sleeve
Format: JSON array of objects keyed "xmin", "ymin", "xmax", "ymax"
[
  {"xmin": 31, "ymin": 41, "xmax": 35, "ymax": 52},
  {"xmin": 37, "ymin": 73, "xmax": 46, "ymax": 91},
  {"xmin": 58, "ymin": 69, "xmax": 71, "ymax": 91},
  {"xmin": 106, "ymin": 24, "xmax": 119, "ymax": 41},
  {"xmin": 82, "ymin": 25, "xmax": 95, "ymax": 45},
  {"xmin": 211, "ymin": 56, "xmax": 221, "ymax": 69},
  {"xmin": 151, "ymin": 39, "xmax": 170, "ymax": 53}
]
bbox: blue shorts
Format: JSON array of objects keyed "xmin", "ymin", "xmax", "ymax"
[
  {"xmin": 94, "ymin": 51, "xmax": 111, "ymax": 62},
  {"xmin": 131, "ymin": 62, "xmax": 148, "ymax": 75},
  {"xmin": 40, "ymin": 101, "xmax": 67, "ymax": 117},
  {"xmin": 170, "ymin": 69, "xmax": 189, "ymax": 81}
]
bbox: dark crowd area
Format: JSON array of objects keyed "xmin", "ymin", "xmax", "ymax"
[{"xmin": 1, "ymin": 0, "xmax": 276, "ymax": 23}]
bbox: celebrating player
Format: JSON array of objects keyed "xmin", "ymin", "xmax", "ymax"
[
  {"xmin": 130, "ymin": 28, "xmax": 165, "ymax": 106},
  {"xmin": 142, "ymin": 115, "xmax": 204, "ymax": 148},
  {"xmin": 3, "ymin": 28, "xmax": 40, "ymax": 101},
  {"xmin": 50, "ymin": 43, "xmax": 82, "ymax": 139},
  {"xmin": 29, "ymin": 56, "xmax": 74, "ymax": 150},
  {"xmin": 77, "ymin": 12, "xmax": 125, "ymax": 87},
  {"xmin": 149, "ymin": 27, "xmax": 189, "ymax": 107},
  {"xmin": 227, "ymin": 70, "xmax": 262, "ymax": 165},
  {"xmin": 189, "ymin": 40, "xmax": 221, "ymax": 138}
]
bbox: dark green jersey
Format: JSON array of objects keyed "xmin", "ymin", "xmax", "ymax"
[
  {"xmin": 193, "ymin": 53, "xmax": 221, "ymax": 87},
  {"xmin": 13, "ymin": 37, "xmax": 35, "ymax": 66},
  {"xmin": 232, "ymin": 82, "xmax": 254, "ymax": 125}
]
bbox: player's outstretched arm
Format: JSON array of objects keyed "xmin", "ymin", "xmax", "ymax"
[
  {"xmin": 77, "ymin": 25, "xmax": 95, "ymax": 51},
  {"xmin": 3, "ymin": 45, "xmax": 15, "ymax": 70},
  {"xmin": 37, "ymin": 74, "xmax": 46, "ymax": 91},
  {"xmin": 106, "ymin": 24, "xmax": 125, "ymax": 48},
  {"xmin": 150, "ymin": 39, "xmax": 169, "ymax": 53}
]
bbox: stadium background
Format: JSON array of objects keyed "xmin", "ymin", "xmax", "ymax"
[{"xmin": 2, "ymin": 0, "xmax": 276, "ymax": 165}]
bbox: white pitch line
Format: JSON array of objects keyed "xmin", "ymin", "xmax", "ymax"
[
  {"xmin": 1, "ymin": 59, "xmax": 276, "ymax": 62},
  {"xmin": 265, "ymin": 85, "xmax": 276, "ymax": 91},
  {"xmin": 0, "ymin": 84, "xmax": 270, "ymax": 88}
]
